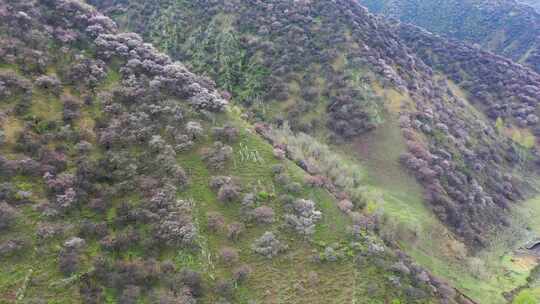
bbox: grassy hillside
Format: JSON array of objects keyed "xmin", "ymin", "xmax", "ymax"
[
  {"xmin": 86, "ymin": 0, "xmax": 540, "ymax": 302},
  {"xmin": 0, "ymin": 0, "xmax": 459, "ymax": 303},
  {"xmin": 91, "ymin": 0, "xmax": 540, "ymax": 247}
]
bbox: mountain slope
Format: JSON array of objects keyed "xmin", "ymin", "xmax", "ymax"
[
  {"xmin": 86, "ymin": 0, "xmax": 540, "ymax": 302},
  {"xmin": 4, "ymin": 0, "xmax": 540, "ymax": 302},
  {"xmin": 393, "ymin": 21, "xmax": 540, "ymax": 141},
  {"xmin": 358, "ymin": 0, "xmax": 540, "ymax": 74},
  {"xmin": 0, "ymin": 0, "xmax": 464, "ymax": 303},
  {"xmin": 89, "ymin": 0, "xmax": 540, "ymax": 248}
]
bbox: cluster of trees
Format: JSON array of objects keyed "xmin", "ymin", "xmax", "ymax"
[
  {"xmin": 405, "ymin": 106, "xmax": 528, "ymax": 245},
  {"xmin": 368, "ymin": 21, "xmax": 540, "ymax": 246},
  {"xmin": 398, "ymin": 23, "xmax": 540, "ymax": 131},
  {"xmin": 90, "ymin": 0, "xmax": 396, "ymax": 137},
  {"xmin": 0, "ymin": 0, "xmax": 234, "ymax": 301},
  {"xmin": 1, "ymin": 1, "xmax": 315, "ymax": 301},
  {"xmin": 88, "ymin": 258, "xmax": 201, "ymax": 303}
]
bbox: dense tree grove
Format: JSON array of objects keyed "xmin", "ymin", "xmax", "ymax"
[
  {"xmin": 90, "ymin": 0, "xmax": 389, "ymax": 138},
  {"xmin": 397, "ymin": 23, "xmax": 540, "ymax": 130}
]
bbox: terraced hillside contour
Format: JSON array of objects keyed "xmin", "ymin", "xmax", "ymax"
[
  {"xmin": 358, "ymin": 0, "xmax": 540, "ymax": 74},
  {"xmin": 0, "ymin": 0, "xmax": 467, "ymax": 303}
]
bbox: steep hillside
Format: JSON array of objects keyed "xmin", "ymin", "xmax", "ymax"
[
  {"xmin": 0, "ymin": 0, "xmax": 467, "ymax": 303},
  {"xmin": 4, "ymin": 0, "xmax": 540, "ymax": 302},
  {"xmin": 88, "ymin": 0, "xmax": 540, "ymax": 248},
  {"xmin": 85, "ymin": 0, "xmax": 540, "ymax": 302},
  {"xmin": 392, "ymin": 21, "xmax": 540, "ymax": 146},
  {"xmin": 358, "ymin": 0, "xmax": 540, "ymax": 74}
]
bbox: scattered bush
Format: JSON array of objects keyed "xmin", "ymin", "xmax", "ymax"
[
  {"xmin": 100, "ymin": 229, "xmax": 140, "ymax": 252},
  {"xmin": 0, "ymin": 239, "xmax": 25, "ymax": 256},
  {"xmin": 153, "ymin": 211, "xmax": 197, "ymax": 248},
  {"xmin": 14, "ymin": 93, "xmax": 32, "ymax": 116},
  {"xmin": 227, "ymin": 222, "xmax": 244, "ymax": 241},
  {"xmin": 35, "ymin": 75, "xmax": 61, "ymax": 95},
  {"xmin": 14, "ymin": 130, "xmax": 40, "ymax": 156},
  {"xmin": 273, "ymin": 147, "xmax": 286, "ymax": 159},
  {"xmin": 285, "ymin": 181, "xmax": 302, "ymax": 194},
  {"xmin": 174, "ymin": 134, "xmax": 194, "ymax": 152},
  {"xmin": 212, "ymin": 125, "xmax": 239, "ymax": 143},
  {"xmin": 214, "ymin": 279, "xmax": 234, "ymax": 299},
  {"xmin": 207, "ymin": 211, "xmax": 225, "ymax": 232},
  {"xmin": 209, "ymin": 176, "xmax": 233, "ymax": 190},
  {"xmin": 88, "ymin": 198, "xmax": 108, "ymax": 213},
  {"xmin": 252, "ymin": 206, "xmax": 275, "ymax": 224},
  {"xmin": 284, "ymin": 199, "xmax": 322, "ymax": 236},
  {"xmin": 36, "ymin": 223, "xmax": 64, "ymax": 240},
  {"xmin": 185, "ymin": 121, "xmax": 204, "ymax": 140},
  {"xmin": 219, "ymin": 247, "xmax": 239, "ymax": 265},
  {"xmin": 271, "ymin": 164, "xmax": 284, "ymax": 175},
  {"xmin": 79, "ymin": 220, "xmax": 108, "ymax": 238},
  {"xmin": 337, "ymin": 199, "xmax": 353, "ymax": 213},
  {"xmin": 241, "ymin": 193, "xmax": 256, "ymax": 208},
  {"xmin": 217, "ymin": 184, "xmax": 240, "ymax": 203},
  {"xmin": 107, "ymin": 259, "xmax": 160, "ymax": 290},
  {"xmin": 119, "ymin": 285, "xmax": 141, "ymax": 304},
  {"xmin": 79, "ymin": 276, "xmax": 104, "ymax": 304},
  {"xmin": 58, "ymin": 247, "xmax": 80, "ymax": 275},
  {"xmin": 64, "ymin": 58, "xmax": 107, "ymax": 88},
  {"xmin": 0, "ymin": 202, "xmax": 17, "ymax": 230},
  {"xmin": 320, "ymin": 246, "xmax": 339, "ymax": 262},
  {"xmin": 210, "ymin": 176, "xmax": 241, "ymax": 204},
  {"xmin": 180, "ymin": 269, "xmax": 204, "ymax": 297},
  {"xmin": 54, "ymin": 188, "xmax": 77, "ymax": 211},
  {"xmin": 75, "ymin": 141, "xmax": 93, "ymax": 154},
  {"xmin": 274, "ymin": 173, "xmax": 291, "ymax": 186},
  {"xmin": 233, "ymin": 264, "xmax": 252, "ymax": 283},
  {"xmin": 64, "ymin": 237, "xmax": 86, "ymax": 250},
  {"xmin": 304, "ymin": 175, "xmax": 326, "ymax": 188},
  {"xmin": 150, "ymin": 289, "xmax": 196, "ymax": 304},
  {"xmin": 62, "ymin": 95, "xmax": 82, "ymax": 123},
  {"xmin": 252, "ymin": 231, "xmax": 288, "ymax": 258},
  {"xmin": 44, "ymin": 172, "xmax": 75, "ymax": 194},
  {"xmin": 202, "ymin": 142, "xmax": 233, "ymax": 170}
]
